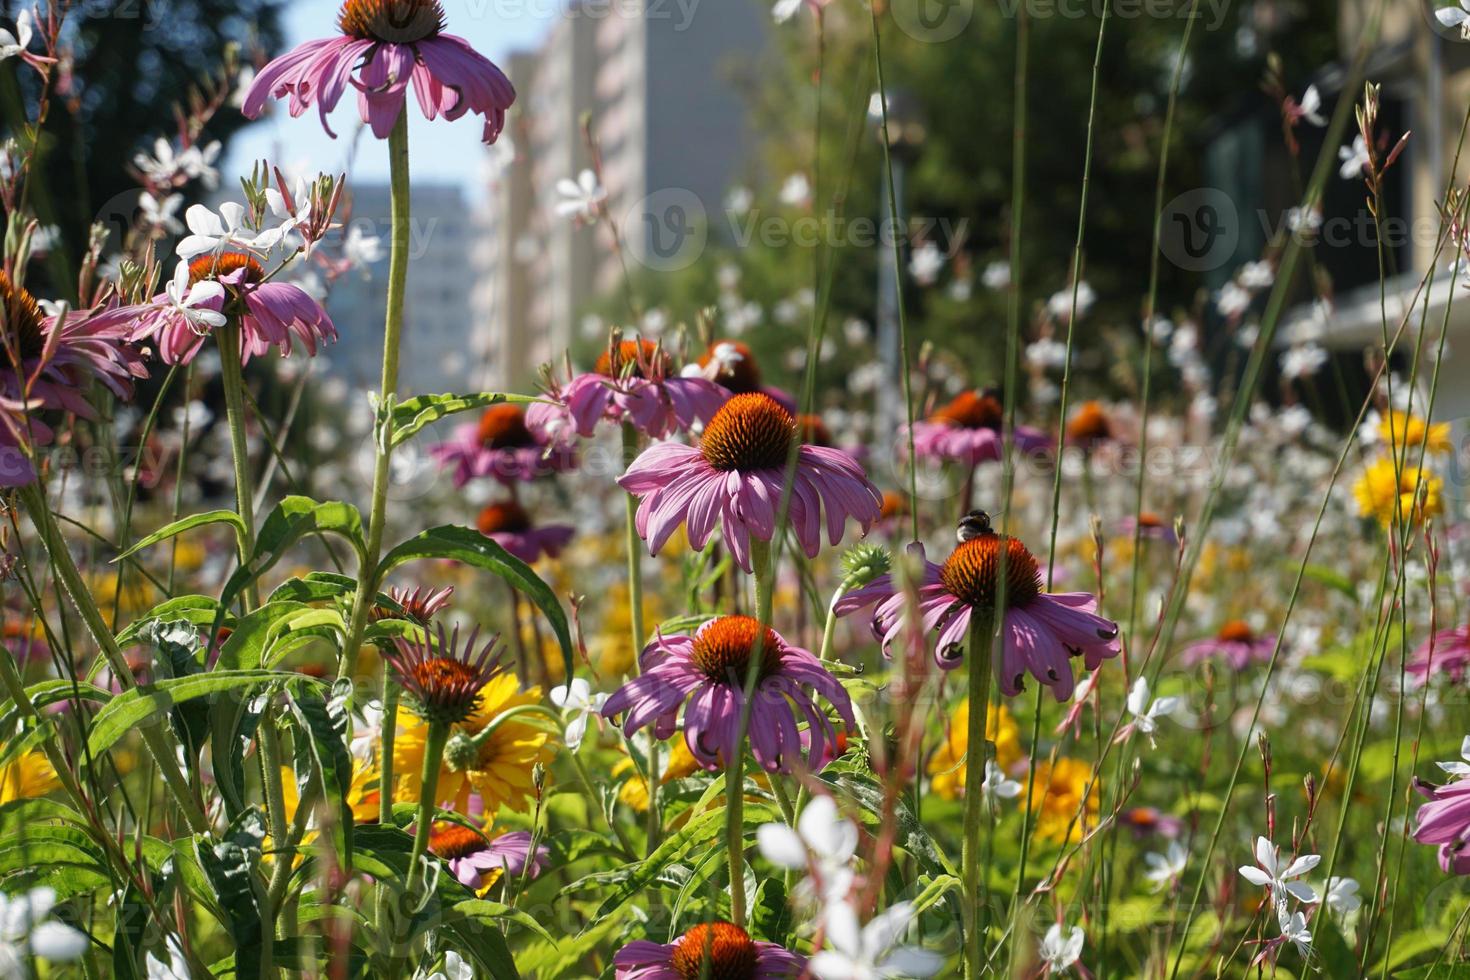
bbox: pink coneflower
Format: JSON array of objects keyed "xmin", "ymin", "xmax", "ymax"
[
  {"xmin": 1413, "ymin": 768, "xmax": 1470, "ymax": 875},
  {"xmin": 1, "ymin": 272, "xmax": 146, "ymax": 485},
  {"xmin": 476, "ymin": 500, "xmax": 573, "ymax": 563},
  {"xmin": 384, "ymin": 623, "xmax": 504, "ymax": 728},
  {"xmin": 94, "ymin": 254, "xmax": 336, "ymax": 366},
  {"xmin": 1407, "ymin": 625, "xmax": 1470, "ymax": 685},
  {"xmin": 836, "ymin": 515, "xmax": 1121, "ymax": 700},
  {"xmin": 1119, "ymin": 512, "xmax": 1178, "ymax": 547},
  {"xmin": 431, "ymin": 404, "xmax": 576, "ymax": 488},
  {"xmin": 614, "ymin": 920, "xmax": 806, "ymax": 979},
  {"xmin": 525, "ymin": 339, "xmax": 726, "ymax": 441},
  {"xmin": 906, "ymin": 389, "xmax": 1050, "ymax": 466},
  {"xmin": 427, "ymin": 823, "xmax": 548, "ymax": 891},
  {"xmin": 1121, "ymin": 806, "xmax": 1185, "ymax": 840},
  {"xmin": 1064, "ymin": 400, "xmax": 1114, "ymax": 449},
  {"xmin": 695, "ymin": 340, "xmax": 796, "ymax": 412},
  {"xmin": 1180, "ymin": 620, "xmax": 1276, "ymax": 669},
  {"xmin": 618, "ymin": 392, "xmax": 882, "ymax": 572},
  {"xmin": 241, "ymin": 0, "xmax": 515, "ymax": 144},
  {"xmin": 600, "ymin": 615, "xmax": 855, "ymax": 774},
  {"xmin": 373, "ymin": 584, "xmax": 454, "ymax": 625}
]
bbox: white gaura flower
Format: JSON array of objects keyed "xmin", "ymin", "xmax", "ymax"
[
  {"xmin": 1118, "ymin": 676, "xmax": 1179, "ymax": 748},
  {"xmin": 982, "ymin": 260, "xmax": 1011, "ymax": 290},
  {"xmin": 549, "ymin": 678, "xmax": 607, "ymax": 751},
  {"xmin": 980, "ymin": 760, "xmax": 1022, "ymax": 803},
  {"xmin": 163, "ymin": 261, "xmax": 227, "ymax": 335},
  {"xmin": 1338, "ymin": 135, "xmax": 1371, "ymax": 180},
  {"xmin": 0, "ymin": 887, "xmax": 89, "ymax": 975},
  {"xmin": 908, "ymin": 242, "xmax": 945, "ymax": 286},
  {"xmin": 416, "ymin": 950, "xmax": 473, "ymax": 980},
  {"xmin": 810, "ymin": 902, "xmax": 943, "ymax": 980},
  {"xmin": 553, "ymin": 169, "xmax": 606, "ymax": 222},
  {"xmin": 1436, "ymin": 735, "xmax": 1470, "ymax": 779},
  {"xmin": 1278, "ymin": 908, "xmax": 1313, "ymax": 957},
  {"xmin": 1039, "ymin": 923, "xmax": 1085, "ymax": 975},
  {"xmin": 1297, "ymin": 85, "xmax": 1326, "ymax": 127},
  {"xmin": 175, "ymin": 202, "xmax": 278, "ymax": 260},
  {"xmin": 144, "ymin": 939, "xmax": 189, "ymax": 980},
  {"xmin": 1216, "ymin": 282, "xmax": 1253, "ymax": 318},
  {"xmin": 140, "ymin": 191, "xmax": 184, "ymax": 234},
  {"xmin": 179, "ymin": 141, "xmax": 222, "ymax": 190},
  {"xmin": 780, "ymin": 172, "xmax": 812, "ymax": 208},
  {"xmin": 1239, "ymin": 836, "xmax": 1320, "ymax": 917},
  {"xmin": 1047, "ymin": 282, "xmax": 1096, "ymax": 320},
  {"xmin": 724, "ymin": 185, "xmax": 754, "ymax": 214},
  {"xmin": 757, "ymin": 795, "xmax": 858, "ymax": 907},
  {"xmin": 1286, "ymin": 206, "xmax": 1322, "ymax": 233},
  {"xmin": 0, "ymin": 10, "xmax": 34, "ymax": 61},
  {"xmin": 1143, "ymin": 840, "xmax": 1189, "ymax": 892},
  {"xmin": 343, "ymin": 225, "xmax": 386, "ymax": 268},
  {"xmin": 1280, "ymin": 343, "xmax": 1329, "ymax": 380},
  {"xmin": 1239, "ymin": 260, "xmax": 1274, "ymax": 289},
  {"xmin": 1323, "ymin": 876, "xmax": 1362, "ymax": 917},
  {"xmin": 350, "ymin": 700, "xmax": 384, "ymax": 764},
  {"xmin": 773, "ymin": 0, "xmax": 826, "ymax": 23},
  {"xmin": 1437, "ymin": 1, "xmax": 1470, "ymax": 38}
]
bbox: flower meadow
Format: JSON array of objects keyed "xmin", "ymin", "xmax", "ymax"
[{"xmin": 3, "ymin": 0, "xmax": 1470, "ymax": 978}]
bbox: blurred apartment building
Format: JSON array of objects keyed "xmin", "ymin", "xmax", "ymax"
[{"xmin": 470, "ymin": 0, "xmax": 767, "ymax": 392}]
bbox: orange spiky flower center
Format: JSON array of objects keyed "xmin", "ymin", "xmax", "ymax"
[
  {"xmin": 595, "ymin": 339, "xmax": 671, "ymax": 380},
  {"xmin": 931, "ymin": 389, "xmax": 1005, "ymax": 430},
  {"xmin": 476, "ymin": 404, "xmax": 535, "ymax": 449},
  {"xmin": 700, "ymin": 393, "xmax": 795, "ymax": 472},
  {"xmin": 670, "ymin": 921, "xmax": 760, "ymax": 980},
  {"xmin": 0, "ymin": 270, "xmax": 47, "ymax": 363},
  {"xmin": 477, "ymin": 500, "xmax": 531, "ymax": 535},
  {"xmin": 700, "ymin": 340, "xmax": 762, "ymax": 393},
  {"xmin": 338, "ymin": 0, "xmax": 444, "ymax": 41},
  {"xmin": 428, "ymin": 821, "xmax": 489, "ymax": 860},
  {"xmin": 1217, "ymin": 620, "xmax": 1256, "ymax": 644},
  {"xmin": 690, "ymin": 616, "xmax": 783, "ymax": 683},
  {"xmin": 880, "ymin": 491, "xmax": 909, "ymax": 521},
  {"xmin": 1066, "ymin": 400, "xmax": 1112, "ymax": 442},
  {"xmin": 939, "ymin": 534, "xmax": 1042, "ymax": 610},
  {"xmin": 188, "ymin": 252, "xmax": 265, "ymax": 286}
]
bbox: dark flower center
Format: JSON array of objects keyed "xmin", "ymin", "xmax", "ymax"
[
  {"xmin": 670, "ymin": 921, "xmax": 759, "ymax": 980},
  {"xmin": 478, "ymin": 501, "xmax": 531, "ymax": 535},
  {"xmin": 0, "ymin": 270, "xmax": 47, "ymax": 364},
  {"xmin": 428, "ymin": 821, "xmax": 489, "ymax": 860},
  {"xmin": 690, "ymin": 616, "xmax": 783, "ymax": 683},
  {"xmin": 188, "ymin": 252, "xmax": 265, "ymax": 286},
  {"xmin": 939, "ymin": 534, "xmax": 1042, "ymax": 610},
  {"xmin": 1217, "ymin": 620, "xmax": 1255, "ymax": 644},
  {"xmin": 931, "ymin": 389, "xmax": 1004, "ymax": 430},
  {"xmin": 595, "ymin": 339, "xmax": 671, "ymax": 380},
  {"xmin": 1066, "ymin": 400, "xmax": 1112, "ymax": 442},
  {"xmin": 700, "ymin": 340, "xmax": 762, "ymax": 393},
  {"xmin": 338, "ymin": 0, "xmax": 444, "ymax": 42},
  {"xmin": 477, "ymin": 405, "xmax": 535, "ymax": 449},
  {"xmin": 700, "ymin": 393, "xmax": 795, "ymax": 472}
]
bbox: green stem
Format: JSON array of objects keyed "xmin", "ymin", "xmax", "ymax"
[
  {"xmin": 216, "ymin": 322, "xmax": 258, "ymax": 609},
  {"xmin": 727, "ymin": 536, "xmax": 774, "ymax": 927},
  {"xmin": 338, "ymin": 109, "xmax": 412, "ymax": 684},
  {"xmin": 391, "ymin": 720, "xmax": 448, "ymax": 972},
  {"xmin": 961, "ymin": 608, "xmax": 997, "ymax": 980},
  {"xmin": 622, "ymin": 422, "xmax": 658, "ymax": 851},
  {"xmin": 260, "ymin": 707, "xmax": 292, "ymax": 934},
  {"xmin": 17, "ymin": 483, "xmax": 210, "ymax": 835}
]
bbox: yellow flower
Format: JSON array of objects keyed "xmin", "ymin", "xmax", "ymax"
[
  {"xmin": 1353, "ymin": 456, "xmax": 1443, "ymax": 529},
  {"xmin": 614, "ymin": 738, "xmax": 701, "ymax": 812},
  {"xmin": 273, "ymin": 764, "xmax": 381, "ymax": 855},
  {"xmin": 1378, "ymin": 410, "xmax": 1452, "ymax": 455},
  {"xmin": 927, "ymin": 700, "xmax": 1022, "ymax": 801},
  {"xmin": 393, "ymin": 673, "xmax": 554, "ymax": 816},
  {"xmin": 1030, "ymin": 757, "xmax": 1099, "ymax": 844},
  {"xmin": 0, "ymin": 750, "xmax": 58, "ymax": 804}
]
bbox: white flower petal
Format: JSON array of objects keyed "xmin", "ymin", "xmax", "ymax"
[
  {"xmin": 756, "ymin": 823, "xmax": 807, "ymax": 869},
  {"xmin": 29, "ymin": 921, "xmax": 88, "ymax": 962}
]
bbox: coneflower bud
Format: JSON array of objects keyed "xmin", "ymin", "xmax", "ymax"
[{"xmin": 840, "ymin": 542, "xmax": 891, "ymax": 587}]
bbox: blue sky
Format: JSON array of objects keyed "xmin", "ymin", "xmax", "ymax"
[{"xmin": 225, "ymin": 0, "xmax": 557, "ymax": 196}]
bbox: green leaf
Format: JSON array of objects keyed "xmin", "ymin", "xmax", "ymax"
[
  {"xmin": 114, "ymin": 510, "xmax": 245, "ymax": 563},
  {"xmin": 389, "ymin": 391, "xmax": 541, "ymax": 448},
  {"xmin": 87, "ymin": 671, "xmax": 287, "ymax": 756},
  {"xmin": 0, "ymin": 680, "xmax": 110, "ymax": 735},
  {"xmin": 286, "ymin": 678, "xmax": 355, "ymax": 865},
  {"xmin": 111, "ymin": 881, "xmax": 149, "ymax": 980},
  {"xmin": 451, "ymin": 899, "xmax": 556, "ymax": 944},
  {"xmin": 214, "ymin": 497, "xmax": 367, "ymax": 629},
  {"xmin": 751, "ymin": 879, "xmax": 791, "ymax": 945},
  {"xmin": 114, "ymin": 596, "xmax": 224, "ymax": 649},
  {"xmin": 195, "ymin": 811, "xmax": 267, "ymax": 980},
  {"xmin": 377, "ymin": 525, "xmax": 573, "ymax": 681},
  {"xmin": 267, "ymin": 572, "xmax": 360, "ymax": 604}
]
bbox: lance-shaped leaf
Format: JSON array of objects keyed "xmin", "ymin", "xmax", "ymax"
[{"xmin": 389, "ymin": 391, "xmax": 542, "ymax": 448}]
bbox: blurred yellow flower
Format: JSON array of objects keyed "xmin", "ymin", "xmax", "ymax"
[
  {"xmin": 1030, "ymin": 757, "xmax": 1099, "ymax": 844},
  {"xmin": 614, "ymin": 738, "xmax": 700, "ymax": 812},
  {"xmin": 1352, "ymin": 456, "xmax": 1443, "ymax": 529},
  {"xmin": 927, "ymin": 700, "xmax": 1022, "ymax": 801},
  {"xmin": 0, "ymin": 750, "xmax": 58, "ymax": 804},
  {"xmin": 276, "ymin": 763, "xmax": 381, "ymax": 850},
  {"xmin": 394, "ymin": 673, "xmax": 554, "ymax": 816},
  {"xmin": 1379, "ymin": 410, "xmax": 1452, "ymax": 455}
]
